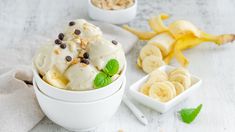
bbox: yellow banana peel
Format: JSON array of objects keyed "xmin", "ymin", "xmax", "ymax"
[
  {"xmin": 122, "ymin": 25, "xmax": 157, "ymax": 40},
  {"xmin": 148, "ymin": 13, "xmax": 169, "ymax": 33}
]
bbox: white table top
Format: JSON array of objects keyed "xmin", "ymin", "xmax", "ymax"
[{"xmin": 1, "ymin": 0, "xmax": 235, "ymax": 131}]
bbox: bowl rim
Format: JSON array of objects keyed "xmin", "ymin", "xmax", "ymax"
[
  {"xmin": 33, "ymin": 76, "xmax": 126, "ymax": 104},
  {"xmin": 88, "ymin": 0, "xmax": 137, "ymax": 12},
  {"xmin": 32, "ymin": 61, "xmax": 126, "ymax": 94}
]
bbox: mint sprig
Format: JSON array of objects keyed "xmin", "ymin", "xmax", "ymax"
[
  {"xmin": 103, "ymin": 59, "xmax": 119, "ymax": 76},
  {"xmin": 93, "ymin": 59, "xmax": 120, "ymax": 89},
  {"xmin": 179, "ymin": 104, "xmax": 202, "ymax": 124},
  {"xmin": 93, "ymin": 72, "xmax": 112, "ymax": 88}
]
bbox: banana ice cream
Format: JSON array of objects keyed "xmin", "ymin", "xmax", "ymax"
[{"xmin": 34, "ymin": 19, "xmax": 125, "ymax": 91}]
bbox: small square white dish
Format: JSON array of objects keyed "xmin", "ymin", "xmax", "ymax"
[{"xmin": 129, "ymin": 65, "xmax": 202, "ymax": 113}]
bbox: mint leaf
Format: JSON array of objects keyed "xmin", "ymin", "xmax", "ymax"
[
  {"xmin": 179, "ymin": 104, "xmax": 202, "ymax": 124},
  {"xmin": 93, "ymin": 72, "xmax": 112, "ymax": 89},
  {"xmin": 103, "ymin": 59, "xmax": 119, "ymax": 76}
]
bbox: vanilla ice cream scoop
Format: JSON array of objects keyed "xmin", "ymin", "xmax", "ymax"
[
  {"xmin": 64, "ymin": 63, "xmax": 98, "ymax": 91},
  {"xmin": 64, "ymin": 19, "xmax": 102, "ymax": 41},
  {"xmin": 88, "ymin": 38, "xmax": 125, "ymax": 71},
  {"xmin": 34, "ymin": 40, "xmax": 79, "ymax": 75}
]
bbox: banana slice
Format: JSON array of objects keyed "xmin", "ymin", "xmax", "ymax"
[
  {"xmin": 148, "ymin": 32, "xmax": 175, "ymax": 57},
  {"xmin": 163, "ymin": 81, "xmax": 177, "ymax": 97},
  {"xmin": 43, "ymin": 68, "xmax": 68, "ymax": 89},
  {"xmin": 169, "ymin": 74, "xmax": 191, "ymax": 89},
  {"xmin": 139, "ymin": 83, "xmax": 151, "ymax": 96},
  {"xmin": 140, "ymin": 44, "xmax": 162, "ymax": 60},
  {"xmin": 168, "ymin": 20, "xmax": 201, "ymax": 39},
  {"xmin": 171, "ymin": 81, "xmax": 184, "ymax": 95},
  {"xmin": 137, "ymin": 56, "xmax": 142, "ymax": 68},
  {"xmin": 146, "ymin": 69, "xmax": 168, "ymax": 84},
  {"xmin": 169, "ymin": 67, "xmax": 190, "ymax": 78},
  {"xmin": 149, "ymin": 81, "xmax": 176, "ymax": 102},
  {"xmin": 142, "ymin": 55, "xmax": 165, "ymax": 73}
]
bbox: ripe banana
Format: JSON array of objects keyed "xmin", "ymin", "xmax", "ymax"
[
  {"xmin": 168, "ymin": 20, "xmax": 201, "ymax": 39},
  {"xmin": 43, "ymin": 68, "xmax": 68, "ymax": 89},
  {"xmin": 149, "ymin": 81, "xmax": 176, "ymax": 102},
  {"xmin": 142, "ymin": 55, "xmax": 165, "ymax": 73},
  {"xmin": 123, "ymin": 13, "xmax": 235, "ymax": 68},
  {"xmin": 140, "ymin": 44, "xmax": 163, "ymax": 60},
  {"xmin": 171, "ymin": 81, "xmax": 184, "ymax": 95},
  {"xmin": 147, "ymin": 32, "xmax": 175, "ymax": 57},
  {"xmin": 146, "ymin": 69, "xmax": 168, "ymax": 84}
]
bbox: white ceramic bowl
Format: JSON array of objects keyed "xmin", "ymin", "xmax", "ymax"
[
  {"xmin": 33, "ymin": 64, "xmax": 126, "ymax": 102},
  {"xmin": 88, "ymin": 0, "xmax": 137, "ymax": 24},
  {"xmin": 33, "ymin": 77, "xmax": 126, "ymax": 131},
  {"xmin": 129, "ymin": 65, "xmax": 202, "ymax": 113}
]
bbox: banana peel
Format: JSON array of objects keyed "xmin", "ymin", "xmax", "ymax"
[
  {"xmin": 122, "ymin": 25, "xmax": 157, "ymax": 40},
  {"xmin": 165, "ymin": 34, "xmax": 235, "ymax": 66},
  {"xmin": 148, "ymin": 13, "xmax": 169, "ymax": 33}
]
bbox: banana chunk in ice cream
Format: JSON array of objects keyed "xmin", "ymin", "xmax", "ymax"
[
  {"xmin": 65, "ymin": 63, "xmax": 98, "ymax": 91},
  {"xmin": 88, "ymin": 38, "xmax": 125, "ymax": 71}
]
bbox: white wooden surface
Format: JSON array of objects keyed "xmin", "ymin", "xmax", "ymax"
[{"xmin": 1, "ymin": 0, "xmax": 235, "ymax": 131}]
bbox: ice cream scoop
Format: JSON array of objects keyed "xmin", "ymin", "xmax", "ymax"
[
  {"xmin": 34, "ymin": 40, "xmax": 79, "ymax": 75},
  {"xmin": 64, "ymin": 19, "xmax": 103, "ymax": 41},
  {"xmin": 88, "ymin": 37, "xmax": 125, "ymax": 71},
  {"xmin": 64, "ymin": 63, "xmax": 98, "ymax": 91}
]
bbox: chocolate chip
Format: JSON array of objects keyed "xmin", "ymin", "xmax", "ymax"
[
  {"xmin": 58, "ymin": 33, "xmax": 64, "ymax": 40},
  {"xmin": 111, "ymin": 40, "xmax": 118, "ymax": 45},
  {"xmin": 60, "ymin": 43, "xmax": 66, "ymax": 49},
  {"xmin": 74, "ymin": 29, "xmax": 81, "ymax": 35},
  {"xmin": 83, "ymin": 52, "xmax": 89, "ymax": 59},
  {"xmin": 65, "ymin": 56, "xmax": 72, "ymax": 62},
  {"xmin": 69, "ymin": 21, "xmax": 75, "ymax": 26},
  {"xmin": 54, "ymin": 39, "xmax": 62, "ymax": 45},
  {"xmin": 81, "ymin": 58, "xmax": 89, "ymax": 64}
]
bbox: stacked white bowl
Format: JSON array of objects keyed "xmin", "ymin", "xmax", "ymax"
[{"xmin": 32, "ymin": 64, "xmax": 126, "ymax": 131}]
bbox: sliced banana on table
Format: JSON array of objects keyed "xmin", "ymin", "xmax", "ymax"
[
  {"xmin": 146, "ymin": 69, "xmax": 168, "ymax": 84},
  {"xmin": 148, "ymin": 32, "xmax": 175, "ymax": 57},
  {"xmin": 171, "ymin": 81, "xmax": 184, "ymax": 95},
  {"xmin": 142, "ymin": 55, "xmax": 165, "ymax": 73},
  {"xmin": 140, "ymin": 44, "xmax": 163, "ymax": 60},
  {"xmin": 149, "ymin": 81, "xmax": 176, "ymax": 102},
  {"xmin": 169, "ymin": 74, "xmax": 191, "ymax": 89},
  {"xmin": 43, "ymin": 68, "xmax": 68, "ymax": 89}
]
